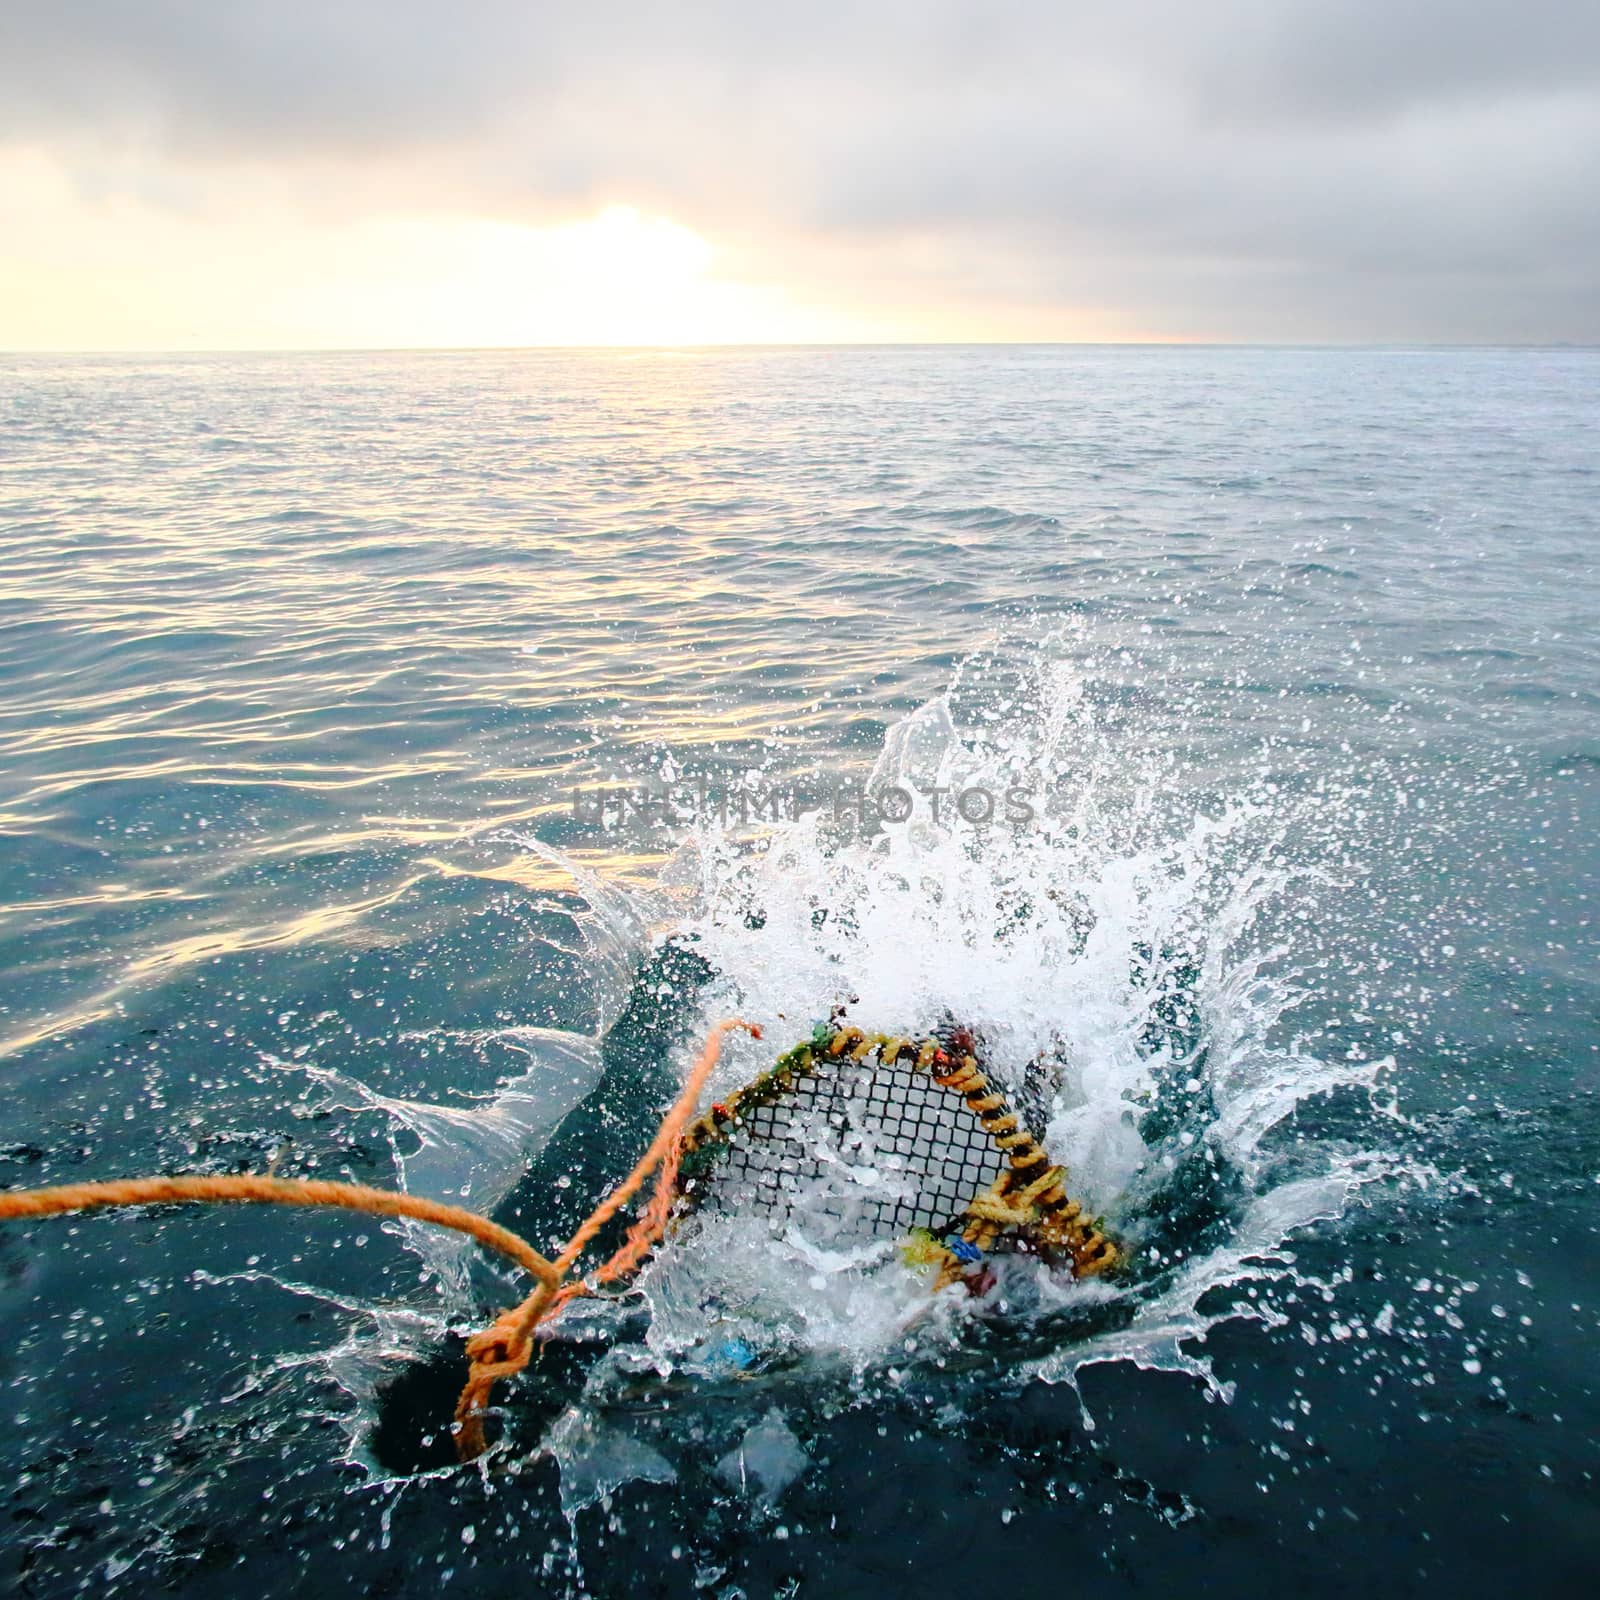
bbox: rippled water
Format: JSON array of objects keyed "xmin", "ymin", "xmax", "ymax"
[{"xmin": 1, "ymin": 347, "xmax": 1597, "ymax": 1596}]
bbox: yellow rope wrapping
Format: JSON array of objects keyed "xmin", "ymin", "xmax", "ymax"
[{"xmin": 679, "ymin": 1029, "xmax": 1119, "ymax": 1285}]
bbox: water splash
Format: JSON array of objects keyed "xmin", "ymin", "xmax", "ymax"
[
  {"xmin": 292, "ymin": 1025, "xmax": 602, "ymax": 1290},
  {"xmin": 274, "ymin": 649, "xmax": 1403, "ymax": 1508},
  {"xmin": 488, "ymin": 650, "xmax": 1407, "ymax": 1486}
]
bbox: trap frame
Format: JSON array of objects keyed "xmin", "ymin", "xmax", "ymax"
[{"xmin": 675, "ymin": 1023, "xmax": 1118, "ymax": 1285}]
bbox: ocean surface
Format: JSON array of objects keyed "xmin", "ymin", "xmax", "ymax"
[{"xmin": 0, "ymin": 345, "xmax": 1596, "ymax": 1597}]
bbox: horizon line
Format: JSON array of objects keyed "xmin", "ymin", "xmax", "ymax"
[{"xmin": 5, "ymin": 338, "xmax": 1598, "ymax": 357}]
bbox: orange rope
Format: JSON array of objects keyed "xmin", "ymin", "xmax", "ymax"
[
  {"xmin": 0, "ymin": 1019, "xmax": 757, "ymax": 1466},
  {"xmin": 0, "ymin": 1174, "xmax": 559, "ymax": 1285},
  {"xmin": 453, "ymin": 1017, "xmax": 759, "ymax": 1456}
]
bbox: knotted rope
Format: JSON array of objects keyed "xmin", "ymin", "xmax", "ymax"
[
  {"xmin": 453, "ymin": 1017, "xmax": 760, "ymax": 1456},
  {"xmin": 0, "ymin": 1018, "xmax": 759, "ymax": 1464}
]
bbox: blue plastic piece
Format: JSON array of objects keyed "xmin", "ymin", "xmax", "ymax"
[{"xmin": 700, "ymin": 1334, "xmax": 757, "ymax": 1373}]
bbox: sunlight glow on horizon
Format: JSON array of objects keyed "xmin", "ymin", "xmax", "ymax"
[{"xmin": 0, "ymin": 148, "xmax": 1157, "ymax": 350}]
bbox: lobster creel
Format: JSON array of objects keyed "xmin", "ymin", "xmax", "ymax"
[{"xmin": 672, "ymin": 1023, "xmax": 1118, "ymax": 1289}]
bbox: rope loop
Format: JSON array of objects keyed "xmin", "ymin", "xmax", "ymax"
[{"xmin": 0, "ymin": 1018, "xmax": 759, "ymax": 1465}]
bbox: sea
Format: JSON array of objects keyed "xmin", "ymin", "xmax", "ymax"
[{"xmin": 0, "ymin": 345, "xmax": 1596, "ymax": 1597}]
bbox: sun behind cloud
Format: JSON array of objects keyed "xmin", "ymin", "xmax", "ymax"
[
  {"xmin": 0, "ymin": 151, "xmax": 891, "ymax": 350},
  {"xmin": 0, "ymin": 148, "xmax": 1153, "ymax": 349},
  {"xmin": 402, "ymin": 204, "xmax": 761, "ymax": 347}
]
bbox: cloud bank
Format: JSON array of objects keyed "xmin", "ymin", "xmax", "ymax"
[{"xmin": 3, "ymin": 1, "xmax": 1597, "ymax": 345}]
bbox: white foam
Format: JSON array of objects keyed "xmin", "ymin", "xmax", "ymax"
[
  {"xmin": 620, "ymin": 652, "xmax": 1395, "ymax": 1401},
  {"xmin": 298, "ymin": 646, "xmax": 1402, "ymax": 1498}
]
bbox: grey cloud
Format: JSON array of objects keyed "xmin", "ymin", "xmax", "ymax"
[
  {"xmin": 7, "ymin": 2, "xmax": 1596, "ymax": 146},
  {"xmin": 3, "ymin": 1, "xmax": 1597, "ymax": 341}
]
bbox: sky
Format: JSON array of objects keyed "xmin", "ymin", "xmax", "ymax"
[{"xmin": 2, "ymin": 1, "xmax": 1597, "ymax": 349}]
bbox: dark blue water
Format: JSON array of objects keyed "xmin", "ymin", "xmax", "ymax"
[{"xmin": 1, "ymin": 347, "xmax": 1596, "ymax": 1596}]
